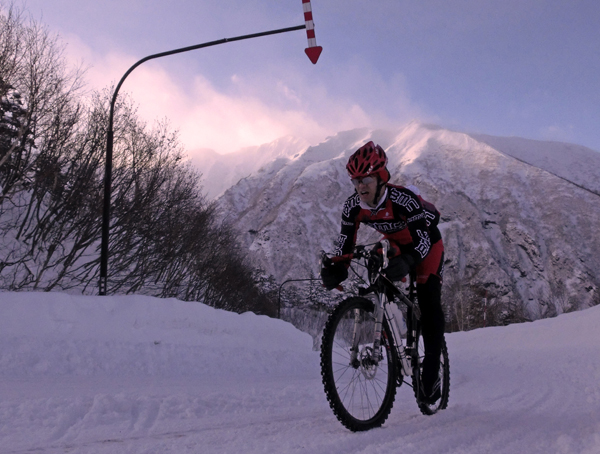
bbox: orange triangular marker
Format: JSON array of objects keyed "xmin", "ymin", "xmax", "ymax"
[{"xmin": 305, "ymin": 46, "xmax": 322, "ymax": 64}]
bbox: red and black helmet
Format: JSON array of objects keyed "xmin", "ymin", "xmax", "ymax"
[{"xmin": 346, "ymin": 141, "xmax": 390, "ymax": 183}]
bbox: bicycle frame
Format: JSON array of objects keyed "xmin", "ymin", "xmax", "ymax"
[
  {"xmin": 321, "ymin": 242, "xmax": 450, "ymax": 430},
  {"xmin": 331, "ymin": 240, "xmax": 421, "ymax": 380}
]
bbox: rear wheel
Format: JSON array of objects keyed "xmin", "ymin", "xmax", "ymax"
[
  {"xmin": 412, "ymin": 325, "xmax": 450, "ymax": 415},
  {"xmin": 320, "ymin": 297, "xmax": 398, "ymax": 431}
]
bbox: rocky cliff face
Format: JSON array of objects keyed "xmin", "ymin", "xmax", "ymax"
[{"xmin": 213, "ymin": 122, "xmax": 600, "ymax": 317}]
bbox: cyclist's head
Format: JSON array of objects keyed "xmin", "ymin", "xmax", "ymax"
[{"xmin": 346, "ymin": 141, "xmax": 390, "ymax": 184}]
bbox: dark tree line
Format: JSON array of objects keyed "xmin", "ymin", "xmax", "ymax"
[
  {"xmin": 0, "ymin": 2, "xmax": 276, "ymax": 315},
  {"xmin": 439, "ymin": 263, "xmax": 600, "ymax": 333}
]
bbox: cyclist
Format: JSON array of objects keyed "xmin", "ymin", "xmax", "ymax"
[{"xmin": 321, "ymin": 141, "xmax": 445, "ymax": 404}]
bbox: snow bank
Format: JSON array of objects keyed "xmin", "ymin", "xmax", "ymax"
[
  {"xmin": 0, "ymin": 291, "xmax": 314, "ymax": 378},
  {"xmin": 1, "ymin": 291, "xmax": 600, "ymax": 454}
]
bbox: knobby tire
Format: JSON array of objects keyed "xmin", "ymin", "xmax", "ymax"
[
  {"xmin": 411, "ymin": 325, "xmax": 450, "ymax": 415},
  {"xmin": 320, "ymin": 297, "xmax": 399, "ymax": 431}
]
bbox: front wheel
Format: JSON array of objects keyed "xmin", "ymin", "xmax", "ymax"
[{"xmin": 320, "ymin": 297, "xmax": 399, "ymax": 431}]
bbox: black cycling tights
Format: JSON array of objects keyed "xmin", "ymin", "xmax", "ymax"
[{"xmin": 417, "ymin": 274, "xmax": 445, "ymax": 392}]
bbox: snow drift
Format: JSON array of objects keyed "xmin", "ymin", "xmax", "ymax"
[{"xmin": 1, "ymin": 291, "xmax": 599, "ymax": 453}]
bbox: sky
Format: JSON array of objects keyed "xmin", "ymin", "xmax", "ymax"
[{"xmin": 14, "ymin": 0, "xmax": 600, "ymax": 155}]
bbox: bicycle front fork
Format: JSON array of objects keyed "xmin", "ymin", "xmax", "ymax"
[{"xmin": 377, "ymin": 293, "xmax": 413, "ymax": 377}]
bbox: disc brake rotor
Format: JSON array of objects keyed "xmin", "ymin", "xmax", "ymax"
[{"xmin": 359, "ymin": 346, "xmax": 381, "ymax": 380}]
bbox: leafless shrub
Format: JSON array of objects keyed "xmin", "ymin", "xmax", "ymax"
[{"xmin": 0, "ymin": 2, "xmax": 272, "ymax": 315}]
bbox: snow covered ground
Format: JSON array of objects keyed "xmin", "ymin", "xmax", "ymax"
[{"xmin": 1, "ymin": 291, "xmax": 599, "ymax": 454}]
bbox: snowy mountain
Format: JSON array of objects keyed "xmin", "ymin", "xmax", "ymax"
[
  {"xmin": 2, "ymin": 290, "xmax": 600, "ymax": 453},
  {"xmin": 189, "ymin": 136, "xmax": 310, "ymax": 200},
  {"xmin": 470, "ymin": 133, "xmax": 600, "ymax": 196},
  {"xmin": 212, "ymin": 122, "xmax": 600, "ymax": 316}
]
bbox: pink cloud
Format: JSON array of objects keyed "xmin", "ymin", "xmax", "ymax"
[{"xmin": 61, "ymin": 33, "xmax": 419, "ymax": 157}]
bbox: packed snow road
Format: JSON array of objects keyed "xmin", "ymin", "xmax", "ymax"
[{"xmin": 1, "ymin": 292, "xmax": 599, "ymax": 454}]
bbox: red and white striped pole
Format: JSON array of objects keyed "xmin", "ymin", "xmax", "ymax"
[{"xmin": 302, "ymin": 0, "xmax": 322, "ymax": 64}]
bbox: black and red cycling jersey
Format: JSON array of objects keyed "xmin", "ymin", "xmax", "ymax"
[{"xmin": 334, "ymin": 184, "xmax": 442, "ymax": 266}]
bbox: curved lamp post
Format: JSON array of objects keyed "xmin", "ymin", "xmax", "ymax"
[
  {"xmin": 277, "ymin": 278, "xmax": 321, "ymax": 319},
  {"xmin": 99, "ymin": 25, "xmax": 309, "ymax": 295}
]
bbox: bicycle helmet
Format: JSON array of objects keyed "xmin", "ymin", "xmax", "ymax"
[{"xmin": 346, "ymin": 141, "xmax": 390, "ymax": 183}]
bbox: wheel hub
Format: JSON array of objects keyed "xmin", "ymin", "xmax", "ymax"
[{"xmin": 359, "ymin": 346, "xmax": 381, "ymax": 380}]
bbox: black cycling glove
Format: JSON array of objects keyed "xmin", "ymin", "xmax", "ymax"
[
  {"xmin": 321, "ymin": 261, "xmax": 348, "ymax": 290},
  {"xmin": 383, "ymin": 254, "xmax": 415, "ymax": 281}
]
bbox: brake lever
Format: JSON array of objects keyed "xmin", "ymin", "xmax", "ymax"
[
  {"xmin": 320, "ymin": 250, "xmax": 333, "ymax": 267},
  {"xmin": 380, "ymin": 239, "xmax": 390, "ymax": 269}
]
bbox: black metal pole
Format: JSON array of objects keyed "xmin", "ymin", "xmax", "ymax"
[
  {"xmin": 277, "ymin": 278, "xmax": 320, "ymax": 319},
  {"xmin": 99, "ymin": 24, "xmax": 306, "ymax": 295}
]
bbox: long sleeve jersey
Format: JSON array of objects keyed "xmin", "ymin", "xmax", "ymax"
[{"xmin": 333, "ymin": 184, "xmax": 441, "ymax": 265}]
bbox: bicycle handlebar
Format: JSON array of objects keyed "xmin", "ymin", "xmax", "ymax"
[
  {"xmin": 329, "ymin": 253, "xmax": 356, "ymax": 264},
  {"xmin": 321, "ymin": 244, "xmax": 421, "ymax": 318},
  {"xmin": 324, "ymin": 241, "xmax": 389, "ymax": 266},
  {"xmin": 321, "ymin": 244, "xmax": 371, "ymax": 265}
]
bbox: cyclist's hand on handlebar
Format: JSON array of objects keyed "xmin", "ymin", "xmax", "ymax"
[
  {"xmin": 368, "ymin": 242, "xmax": 415, "ymax": 281},
  {"xmin": 367, "ymin": 250, "xmax": 383, "ymax": 272},
  {"xmin": 384, "ymin": 255, "xmax": 415, "ymax": 281},
  {"xmin": 321, "ymin": 258, "xmax": 348, "ymax": 290},
  {"xmin": 368, "ymin": 242, "xmax": 393, "ymax": 272},
  {"xmin": 371, "ymin": 241, "xmax": 400, "ymax": 258}
]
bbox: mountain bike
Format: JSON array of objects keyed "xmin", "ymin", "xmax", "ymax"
[{"xmin": 320, "ymin": 241, "xmax": 450, "ymax": 432}]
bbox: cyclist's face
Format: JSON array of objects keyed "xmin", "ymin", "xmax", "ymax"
[{"xmin": 352, "ymin": 176, "xmax": 378, "ymax": 206}]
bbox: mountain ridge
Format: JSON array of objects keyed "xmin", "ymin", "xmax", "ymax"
[
  {"xmin": 188, "ymin": 136, "xmax": 310, "ymax": 200},
  {"xmin": 210, "ymin": 122, "xmax": 600, "ymax": 318},
  {"xmin": 468, "ymin": 133, "xmax": 600, "ymax": 197}
]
